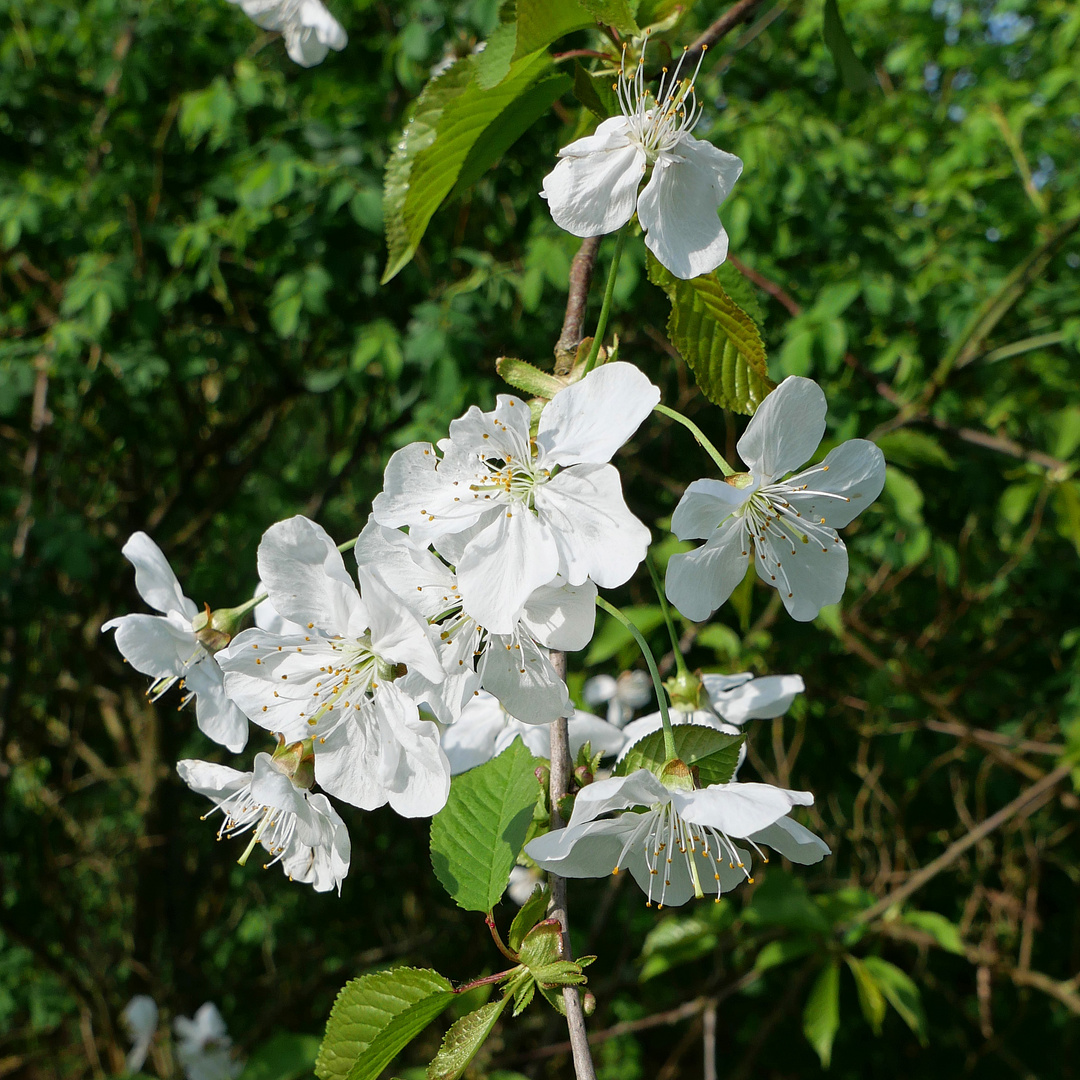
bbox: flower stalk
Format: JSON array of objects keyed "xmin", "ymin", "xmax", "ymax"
[
  {"xmin": 654, "ymin": 403, "xmax": 735, "ymax": 476},
  {"xmin": 582, "ymin": 226, "xmax": 627, "ymax": 375}
]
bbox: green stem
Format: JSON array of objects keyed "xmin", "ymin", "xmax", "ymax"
[
  {"xmin": 645, "ymin": 553, "xmax": 689, "ymax": 677},
  {"xmin": 654, "ymin": 403, "xmax": 735, "ymax": 476},
  {"xmin": 595, "ymin": 596, "xmax": 675, "ymax": 761},
  {"xmin": 582, "ymin": 227, "xmax": 627, "ymax": 375}
]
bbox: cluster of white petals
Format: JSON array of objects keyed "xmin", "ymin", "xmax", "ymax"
[
  {"xmin": 174, "ymin": 1003, "xmax": 243, "ymax": 1080},
  {"xmin": 441, "ymin": 690, "xmax": 626, "ymax": 775},
  {"xmin": 178, "ymin": 752, "xmax": 351, "ymax": 894},
  {"xmin": 226, "ymin": 0, "xmax": 347, "ymax": 67},
  {"xmin": 666, "ymin": 376, "xmax": 886, "ymax": 623},
  {"xmin": 582, "ymin": 669, "xmax": 654, "ymax": 727},
  {"xmin": 103, "ymin": 533, "xmax": 248, "ymax": 752},
  {"xmin": 372, "ymin": 362, "xmax": 659, "ymax": 635},
  {"xmin": 542, "ymin": 44, "xmax": 743, "ymax": 279},
  {"xmin": 526, "ymin": 769, "xmax": 828, "ymax": 908},
  {"xmin": 217, "ymin": 516, "xmax": 451, "ymax": 817}
]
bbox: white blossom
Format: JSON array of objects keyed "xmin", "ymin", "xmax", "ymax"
[
  {"xmin": 120, "ymin": 995, "xmax": 158, "ymax": 1074},
  {"xmin": 354, "ymin": 521, "xmax": 595, "ymax": 725},
  {"xmin": 525, "ymin": 768, "xmax": 828, "ymax": 908},
  {"xmin": 506, "ymin": 864, "xmax": 544, "ymax": 906},
  {"xmin": 178, "ymin": 752, "xmax": 350, "ymax": 894},
  {"xmin": 441, "ymin": 690, "xmax": 626, "ymax": 775},
  {"xmin": 618, "ymin": 671, "xmax": 805, "ymax": 770},
  {"xmin": 541, "ymin": 43, "xmax": 742, "ymax": 279},
  {"xmin": 372, "ymin": 362, "xmax": 659, "ymax": 635},
  {"xmin": 174, "ymin": 1003, "xmax": 242, "ymax": 1080},
  {"xmin": 666, "ymin": 377, "xmax": 886, "ymax": 623},
  {"xmin": 103, "ymin": 533, "xmax": 248, "ymax": 752},
  {"xmin": 226, "ymin": 0, "xmax": 347, "ymax": 67},
  {"xmin": 217, "ymin": 516, "xmax": 450, "ymax": 817},
  {"xmin": 582, "ymin": 669, "xmax": 653, "ymax": 728}
]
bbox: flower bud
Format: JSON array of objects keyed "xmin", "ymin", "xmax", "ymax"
[
  {"xmin": 191, "ymin": 602, "xmax": 246, "ymax": 654},
  {"xmin": 582, "ymin": 991, "xmax": 597, "ymax": 1016},
  {"xmin": 270, "ymin": 734, "xmax": 316, "ymax": 790}
]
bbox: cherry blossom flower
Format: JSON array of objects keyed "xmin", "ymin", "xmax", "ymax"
[
  {"xmin": 666, "ymin": 377, "xmax": 886, "ymax": 623},
  {"xmin": 353, "ymin": 521, "xmax": 595, "ymax": 725},
  {"xmin": 618, "ymin": 672, "xmax": 805, "ymax": 768},
  {"xmin": 541, "ymin": 43, "xmax": 743, "ymax": 279},
  {"xmin": 174, "ymin": 1003, "xmax": 242, "ymax": 1080},
  {"xmin": 217, "ymin": 516, "xmax": 450, "ymax": 817},
  {"xmin": 177, "ymin": 748, "xmax": 350, "ymax": 894},
  {"xmin": 103, "ymin": 533, "xmax": 248, "ymax": 752},
  {"xmin": 226, "ymin": 0, "xmax": 347, "ymax": 67},
  {"xmin": 506, "ymin": 864, "xmax": 544, "ymax": 906},
  {"xmin": 441, "ymin": 690, "xmax": 626, "ymax": 774},
  {"xmin": 582, "ymin": 670, "xmax": 654, "ymax": 728},
  {"xmin": 120, "ymin": 995, "xmax": 158, "ymax": 1073},
  {"xmin": 372, "ymin": 362, "xmax": 659, "ymax": 634},
  {"xmin": 525, "ymin": 768, "xmax": 828, "ymax": 908}
]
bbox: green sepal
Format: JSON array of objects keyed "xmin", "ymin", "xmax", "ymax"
[{"xmin": 496, "ymin": 356, "xmax": 567, "ymax": 399}]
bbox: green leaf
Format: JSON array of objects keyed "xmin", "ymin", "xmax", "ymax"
[
  {"xmin": 639, "ymin": 912, "xmax": 722, "ymax": 982},
  {"xmin": 845, "ymin": 955, "xmax": 886, "ymax": 1035},
  {"xmin": 875, "ymin": 430, "xmax": 956, "ymax": 471},
  {"xmin": 860, "ymin": 957, "xmax": 928, "ymax": 1044},
  {"xmin": 822, "ymin": 0, "xmax": 873, "ymax": 93},
  {"xmin": 646, "ymin": 254, "xmax": 773, "ymax": 415},
  {"xmin": 572, "ymin": 61, "xmax": 620, "ymax": 119},
  {"xmin": 239, "ymin": 1033, "xmax": 321, "ymax": 1080},
  {"xmin": 616, "ymin": 726, "xmax": 744, "ymax": 786},
  {"xmin": 426, "ymin": 997, "xmax": 509, "ymax": 1080},
  {"xmin": 382, "ymin": 51, "xmax": 555, "ymax": 282},
  {"xmin": 430, "ymin": 740, "xmax": 541, "ymax": 912},
  {"xmin": 315, "ymin": 968, "xmax": 454, "ymax": 1080},
  {"xmin": 449, "ymin": 72, "xmax": 572, "ymax": 199},
  {"xmin": 715, "ymin": 262, "xmax": 767, "ymax": 327},
  {"xmin": 508, "ymin": 885, "xmax": 550, "ymax": 953},
  {"xmin": 900, "ymin": 910, "xmax": 965, "ymax": 955},
  {"xmin": 802, "ymin": 959, "xmax": 841, "ymax": 1069},
  {"xmin": 585, "ymin": 604, "xmax": 665, "ymax": 666},
  {"xmin": 745, "ymin": 871, "xmax": 831, "ymax": 935},
  {"xmin": 476, "ymin": 0, "xmax": 595, "ymax": 88},
  {"xmin": 580, "ymin": 0, "xmax": 639, "ymax": 32},
  {"xmin": 752, "ymin": 936, "xmax": 819, "ymax": 974}
]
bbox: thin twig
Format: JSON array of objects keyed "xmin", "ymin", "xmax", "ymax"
[
  {"xmin": 847, "ymin": 762, "xmax": 1073, "ymax": 928},
  {"xmin": 555, "ymin": 236, "xmax": 601, "ymax": 374},
  {"xmin": 687, "ymin": 0, "xmax": 770, "ymax": 58}
]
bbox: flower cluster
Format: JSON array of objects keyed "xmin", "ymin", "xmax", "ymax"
[{"xmin": 106, "ymin": 355, "xmax": 875, "ymax": 904}]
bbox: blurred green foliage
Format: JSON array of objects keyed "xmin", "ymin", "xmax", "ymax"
[{"xmin": 2, "ymin": 0, "xmax": 1080, "ymax": 1078}]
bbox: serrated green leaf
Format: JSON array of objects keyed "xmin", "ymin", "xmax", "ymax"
[
  {"xmin": 315, "ymin": 968, "xmax": 454, "ymax": 1080},
  {"xmin": 580, "ymin": 0, "xmax": 639, "ymax": 33},
  {"xmin": 845, "ymin": 954, "xmax": 886, "ymax": 1035},
  {"xmin": 715, "ymin": 262, "xmax": 766, "ymax": 326},
  {"xmin": 508, "ymin": 885, "xmax": 550, "ymax": 953},
  {"xmin": 616, "ymin": 725, "xmax": 743, "ymax": 786},
  {"xmin": 426, "ymin": 997, "xmax": 509, "ymax": 1080},
  {"xmin": 860, "ymin": 957, "xmax": 928, "ymax": 1044},
  {"xmin": 383, "ymin": 51, "xmax": 555, "ymax": 282},
  {"xmin": 802, "ymin": 959, "xmax": 841, "ymax": 1068},
  {"xmin": 900, "ymin": 910, "xmax": 965, "ymax": 955},
  {"xmin": 518, "ymin": 919, "xmax": 564, "ymax": 971},
  {"xmin": 430, "ymin": 740, "xmax": 541, "ymax": 912},
  {"xmin": 647, "ymin": 254, "xmax": 772, "ymax": 415},
  {"xmin": 822, "ymin": 0, "xmax": 873, "ymax": 93}
]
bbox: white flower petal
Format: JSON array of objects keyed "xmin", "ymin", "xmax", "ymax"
[
  {"xmin": 313, "ymin": 709, "xmax": 388, "ymax": 810},
  {"xmin": 622, "ymin": 824, "xmax": 748, "ymax": 908},
  {"xmin": 374, "ymin": 682, "xmax": 451, "ymax": 817},
  {"xmin": 671, "ymin": 478, "xmax": 753, "ymax": 540},
  {"xmin": 638, "ymin": 137, "xmax": 742, "ymax": 280},
  {"xmin": 254, "ymin": 587, "xmax": 307, "ymax": 636},
  {"xmin": 525, "ymin": 815, "xmax": 636, "ymax": 875},
  {"xmin": 564, "ymin": 768, "xmax": 669, "ymax": 827},
  {"xmin": 535, "ymin": 362, "xmax": 660, "ymax": 467},
  {"xmin": 707, "ymin": 673, "xmax": 805, "ymax": 725},
  {"xmin": 755, "ymin": 529, "xmax": 849, "ymax": 622},
  {"xmin": 105, "ymin": 612, "xmax": 194, "ymax": 678},
  {"xmin": 120, "ymin": 532, "xmax": 198, "ymax": 620},
  {"xmin": 257, "ymin": 516, "xmax": 362, "ymax": 636},
  {"xmin": 566, "ymin": 710, "xmax": 628, "ymax": 758},
  {"xmin": 535, "ymin": 463, "xmax": 650, "ymax": 588},
  {"xmin": 353, "ymin": 520, "xmax": 456, "ymax": 621},
  {"xmin": 457, "ymin": 508, "xmax": 560, "ymax": 635},
  {"xmin": 674, "ymin": 781, "xmax": 813, "ymax": 836},
  {"xmin": 372, "ymin": 442, "xmax": 486, "ymax": 541},
  {"xmin": 479, "ymin": 634, "xmax": 569, "ymax": 725},
  {"xmin": 699, "ymin": 672, "xmax": 755, "ymax": 693},
  {"xmin": 176, "ymin": 758, "xmax": 249, "ymax": 800},
  {"xmin": 447, "ymin": 395, "xmax": 533, "ymax": 461},
  {"xmin": 519, "ymin": 578, "xmax": 597, "ymax": 652},
  {"xmin": 358, "ymin": 569, "xmax": 445, "ymax": 685},
  {"xmin": 541, "ymin": 138, "xmax": 645, "ymax": 237},
  {"xmin": 665, "ymin": 517, "xmax": 749, "ymax": 622},
  {"xmin": 442, "ymin": 692, "xmax": 506, "ymax": 774},
  {"xmin": 188, "ymin": 662, "xmax": 249, "ymax": 752},
  {"xmin": 749, "ymin": 816, "xmax": 830, "ymax": 865},
  {"xmin": 784, "ymin": 439, "xmax": 886, "ymax": 529},
  {"xmin": 736, "ymin": 376, "xmax": 826, "ymax": 481}
]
